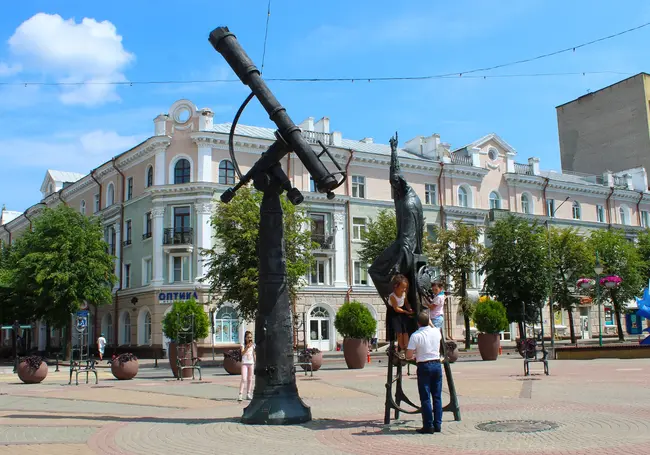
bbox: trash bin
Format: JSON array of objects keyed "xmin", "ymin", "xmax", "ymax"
[{"xmin": 626, "ymin": 313, "xmax": 644, "ymax": 335}]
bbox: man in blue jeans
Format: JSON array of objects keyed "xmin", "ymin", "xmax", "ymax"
[{"xmin": 406, "ymin": 311, "xmax": 443, "ymax": 434}]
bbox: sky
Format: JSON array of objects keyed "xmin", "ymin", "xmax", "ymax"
[{"xmin": 2, "ymin": 0, "xmax": 650, "ymax": 212}]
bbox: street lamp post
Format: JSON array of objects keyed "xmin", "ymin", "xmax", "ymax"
[
  {"xmin": 594, "ymin": 254, "xmax": 604, "ymax": 347},
  {"xmin": 546, "ymin": 196, "xmax": 571, "ymax": 349}
]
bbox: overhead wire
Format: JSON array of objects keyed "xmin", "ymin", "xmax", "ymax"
[{"xmin": 0, "ymin": 20, "xmax": 647, "ymax": 87}]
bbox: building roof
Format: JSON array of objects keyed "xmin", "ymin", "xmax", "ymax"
[
  {"xmin": 453, "ymin": 132, "xmax": 517, "ymax": 155},
  {"xmin": 48, "ymin": 170, "xmax": 86, "ymax": 184},
  {"xmin": 555, "ymin": 72, "xmax": 650, "ymax": 109}
]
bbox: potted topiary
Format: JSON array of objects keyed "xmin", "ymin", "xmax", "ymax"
[
  {"xmin": 223, "ymin": 348, "xmax": 242, "ymax": 375},
  {"xmin": 162, "ymin": 298, "xmax": 210, "ymax": 378},
  {"xmin": 334, "ymin": 301, "xmax": 377, "ymax": 369},
  {"xmin": 110, "ymin": 352, "xmax": 139, "ymax": 380},
  {"xmin": 473, "ymin": 298, "xmax": 508, "ymax": 361},
  {"xmin": 17, "ymin": 355, "xmax": 48, "ymax": 384},
  {"xmin": 298, "ymin": 347, "xmax": 323, "ymax": 372}
]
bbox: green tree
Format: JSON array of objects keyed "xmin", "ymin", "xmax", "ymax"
[
  {"xmin": 482, "ymin": 215, "xmax": 550, "ymax": 338},
  {"xmin": 202, "ymin": 186, "xmax": 315, "ymax": 321},
  {"xmin": 162, "ymin": 298, "xmax": 210, "ymax": 342},
  {"xmin": 548, "ymin": 227, "xmax": 593, "ymax": 343},
  {"xmin": 425, "ymin": 221, "xmax": 484, "ymax": 349},
  {"xmin": 357, "ymin": 209, "xmax": 397, "ymax": 266},
  {"xmin": 589, "ymin": 229, "xmax": 645, "ymax": 341},
  {"xmin": 635, "ymin": 229, "xmax": 650, "ymax": 279},
  {"xmin": 7, "ymin": 205, "xmax": 116, "ymax": 348}
]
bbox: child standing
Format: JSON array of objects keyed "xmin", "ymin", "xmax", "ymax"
[
  {"xmin": 239, "ymin": 331, "xmax": 255, "ymax": 402},
  {"xmin": 389, "ymin": 274, "xmax": 414, "ymax": 359}
]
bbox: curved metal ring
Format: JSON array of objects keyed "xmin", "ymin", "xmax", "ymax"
[{"xmin": 228, "ymin": 92, "xmax": 255, "ymax": 180}]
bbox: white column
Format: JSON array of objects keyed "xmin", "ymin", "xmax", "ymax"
[
  {"xmin": 194, "ymin": 202, "xmax": 214, "ymax": 279},
  {"xmin": 152, "ymin": 207, "xmax": 165, "ymax": 285},
  {"xmin": 114, "ymin": 224, "xmax": 121, "ymax": 290},
  {"xmin": 333, "ymin": 212, "xmax": 347, "ymax": 287},
  {"xmin": 154, "ymin": 147, "xmax": 166, "ymax": 186},
  {"xmin": 196, "ymin": 142, "xmax": 213, "ymax": 182}
]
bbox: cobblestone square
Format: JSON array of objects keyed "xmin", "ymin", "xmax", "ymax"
[{"xmin": 0, "ymin": 356, "xmax": 649, "ymax": 454}]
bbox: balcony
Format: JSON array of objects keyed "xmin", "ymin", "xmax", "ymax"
[
  {"xmin": 122, "ymin": 239, "xmax": 132, "ymax": 247},
  {"xmin": 164, "ymin": 227, "xmax": 194, "ymax": 246},
  {"xmin": 142, "ymin": 232, "xmax": 152, "ymax": 240},
  {"xmin": 312, "ymin": 233, "xmax": 335, "ymax": 250},
  {"xmin": 451, "ymin": 153, "xmax": 472, "ymax": 166},
  {"xmin": 302, "ymin": 130, "xmax": 333, "ymax": 146},
  {"xmin": 513, "ymin": 163, "xmax": 533, "ymax": 175}
]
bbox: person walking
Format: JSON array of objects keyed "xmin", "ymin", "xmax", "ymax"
[
  {"xmin": 238, "ymin": 331, "xmax": 255, "ymax": 402},
  {"xmin": 97, "ymin": 333, "xmax": 106, "ymax": 361},
  {"xmin": 406, "ymin": 311, "xmax": 443, "ymax": 434}
]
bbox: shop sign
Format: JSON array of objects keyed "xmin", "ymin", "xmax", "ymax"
[{"xmin": 158, "ymin": 291, "xmax": 199, "ymax": 304}]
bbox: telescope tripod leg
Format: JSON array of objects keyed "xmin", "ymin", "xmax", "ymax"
[
  {"xmin": 440, "ymin": 330, "xmax": 461, "ymax": 422},
  {"xmin": 384, "ymin": 340, "xmax": 395, "ymax": 425}
]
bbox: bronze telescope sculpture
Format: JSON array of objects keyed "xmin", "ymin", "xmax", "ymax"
[{"xmin": 208, "ymin": 26, "xmax": 347, "ymax": 424}]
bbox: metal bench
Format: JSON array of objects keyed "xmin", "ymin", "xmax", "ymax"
[{"xmin": 69, "ymin": 359, "xmax": 98, "ymax": 385}]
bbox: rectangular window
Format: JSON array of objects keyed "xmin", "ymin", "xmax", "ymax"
[
  {"xmin": 143, "ymin": 212, "xmax": 152, "ymax": 239},
  {"xmin": 309, "ymin": 176, "xmax": 316, "ymax": 193},
  {"xmin": 546, "ymin": 199, "xmax": 555, "ymax": 217},
  {"xmin": 94, "ymin": 194, "xmax": 100, "ymax": 213},
  {"xmin": 123, "ymin": 263, "xmax": 131, "ymax": 288},
  {"xmin": 352, "ymin": 217, "xmax": 367, "ymax": 241},
  {"xmin": 309, "ymin": 258, "xmax": 329, "ymax": 285},
  {"xmin": 126, "ymin": 177, "xmax": 133, "ymax": 200},
  {"xmin": 173, "ymin": 206, "xmax": 191, "ymax": 231},
  {"xmin": 596, "ymin": 205, "xmax": 605, "ymax": 223},
  {"xmin": 642, "ymin": 211, "xmax": 650, "ymax": 228},
  {"xmin": 124, "ymin": 220, "xmax": 132, "ymax": 245},
  {"xmin": 351, "ymin": 175, "xmax": 366, "ymax": 199},
  {"xmin": 353, "ymin": 261, "xmax": 368, "ymax": 285},
  {"xmin": 425, "ymin": 183, "xmax": 437, "ymax": 205},
  {"xmin": 143, "ymin": 258, "xmax": 152, "ymax": 285},
  {"xmin": 172, "ymin": 256, "xmax": 190, "ymax": 283}
]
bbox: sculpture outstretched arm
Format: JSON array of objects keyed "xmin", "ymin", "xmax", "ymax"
[{"xmin": 389, "ymin": 132, "xmax": 400, "ymax": 182}]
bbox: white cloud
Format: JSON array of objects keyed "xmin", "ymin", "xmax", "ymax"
[
  {"xmin": 0, "ymin": 130, "xmax": 147, "ymax": 171},
  {"xmin": 7, "ymin": 13, "xmax": 134, "ymax": 106},
  {"xmin": 0, "ymin": 62, "xmax": 21, "ymax": 76}
]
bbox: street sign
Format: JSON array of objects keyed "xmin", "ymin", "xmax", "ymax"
[
  {"xmin": 76, "ymin": 316, "xmax": 87, "ymax": 333},
  {"xmin": 76, "ymin": 310, "xmax": 89, "ymax": 317}
]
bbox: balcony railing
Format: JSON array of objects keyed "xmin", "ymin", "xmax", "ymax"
[
  {"xmin": 312, "ymin": 233, "xmax": 334, "ymax": 250},
  {"xmin": 513, "ymin": 163, "xmax": 533, "ymax": 175},
  {"xmin": 164, "ymin": 227, "xmax": 193, "ymax": 245},
  {"xmin": 122, "ymin": 239, "xmax": 132, "ymax": 247},
  {"xmin": 450, "ymin": 153, "xmax": 472, "ymax": 166},
  {"xmin": 142, "ymin": 232, "xmax": 152, "ymax": 240},
  {"xmin": 301, "ymin": 130, "xmax": 333, "ymax": 146}
]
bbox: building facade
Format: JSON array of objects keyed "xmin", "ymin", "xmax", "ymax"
[
  {"xmin": 558, "ymin": 72, "xmax": 650, "ymax": 175},
  {"xmin": 2, "ymin": 98, "xmax": 649, "ymax": 355}
]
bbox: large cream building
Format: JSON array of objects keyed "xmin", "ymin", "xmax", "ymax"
[{"xmin": 2, "ymin": 99, "xmax": 649, "ymax": 356}]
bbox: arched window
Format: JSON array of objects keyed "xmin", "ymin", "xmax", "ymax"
[
  {"xmin": 138, "ymin": 309, "xmax": 152, "ymax": 345},
  {"xmin": 457, "ymin": 186, "xmax": 468, "ymax": 208},
  {"xmin": 214, "ymin": 306, "xmax": 240, "ymax": 344},
  {"xmin": 218, "ymin": 160, "xmax": 236, "ymax": 185},
  {"xmin": 619, "ymin": 207, "xmax": 628, "ymax": 225},
  {"xmin": 572, "ymin": 201, "xmax": 581, "ymax": 220},
  {"xmin": 521, "ymin": 194, "xmax": 530, "ymax": 214},
  {"xmin": 80, "ymin": 200, "xmax": 86, "ymax": 215},
  {"xmin": 309, "ymin": 305, "xmax": 332, "ymax": 351},
  {"xmin": 146, "ymin": 166, "xmax": 154, "ymax": 188},
  {"xmin": 107, "ymin": 183, "xmax": 115, "ymax": 206},
  {"xmin": 174, "ymin": 159, "xmax": 191, "ymax": 184},
  {"xmin": 489, "ymin": 191, "xmax": 501, "ymax": 210},
  {"xmin": 120, "ymin": 312, "xmax": 131, "ymax": 345}
]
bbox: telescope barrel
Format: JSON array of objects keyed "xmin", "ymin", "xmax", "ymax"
[{"xmin": 209, "ymin": 27, "xmax": 340, "ymax": 194}]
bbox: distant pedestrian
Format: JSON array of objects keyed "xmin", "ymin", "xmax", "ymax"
[
  {"xmin": 239, "ymin": 331, "xmax": 255, "ymax": 402},
  {"xmin": 97, "ymin": 333, "xmax": 106, "ymax": 361},
  {"xmin": 406, "ymin": 311, "xmax": 443, "ymax": 434}
]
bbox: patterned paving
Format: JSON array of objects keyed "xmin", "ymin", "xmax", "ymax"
[{"xmin": 0, "ymin": 357, "xmax": 648, "ymax": 454}]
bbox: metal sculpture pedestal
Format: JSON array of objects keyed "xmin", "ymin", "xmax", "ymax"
[{"xmin": 242, "ymin": 175, "xmax": 311, "ymax": 425}]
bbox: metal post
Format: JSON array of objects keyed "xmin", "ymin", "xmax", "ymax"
[
  {"xmin": 154, "ymin": 350, "xmax": 158, "ymax": 368},
  {"xmin": 546, "ymin": 221, "xmax": 555, "ymax": 348},
  {"xmin": 55, "ymin": 353, "xmax": 60, "ymax": 372},
  {"xmin": 597, "ymin": 277, "xmax": 603, "ymax": 347}
]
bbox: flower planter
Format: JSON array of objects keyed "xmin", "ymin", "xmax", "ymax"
[
  {"xmin": 223, "ymin": 357, "xmax": 242, "ymax": 375},
  {"xmin": 299, "ymin": 351, "xmax": 323, "ymax": 372},
  {"xmin": 477, "ymin": 333, "xmax": 500, "ymax": 361},
  {"xmin": 343, "ymin": 338, "xmax": 368, "ymax": 369},
  {"xmin": 111, "ymin": 358, "xmax": 139, "ymax": 380},
  {"xmin": 17, "ymin": 358, "xmax": 48, "ymax": 384},
  {"xmin": 169, "ymin": 342, "xmax": 197, "ymax": 379}
]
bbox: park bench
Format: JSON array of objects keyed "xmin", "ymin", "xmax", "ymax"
[{"xmin": 69, "ymin": 359, "xmax": 98, "ymax": 385}]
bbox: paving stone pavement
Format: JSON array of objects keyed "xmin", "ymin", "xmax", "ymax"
[{"xmin": 0, "ymin": 357, "xmax": 649, "ymax": 454}]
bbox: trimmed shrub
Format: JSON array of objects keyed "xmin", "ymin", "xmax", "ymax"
[
  {"xmin": 473, "ymin": 299, "xmax": 508, "ymax": 334},
  {"xmin": 334, "ymin": 301, "xmax": 377, "ymax": 339}
]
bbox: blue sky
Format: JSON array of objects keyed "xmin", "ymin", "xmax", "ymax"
[{"xmin": 2, "ymin": 1, "xmax": 650, "ymax": 212}]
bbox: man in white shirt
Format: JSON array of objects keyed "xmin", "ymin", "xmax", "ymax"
[
  {"xmin": 406, "ymin": 311, "xmax": 443, "ymax": 434},
  {"xmin": 97, "ymin": 334, "xmax": 106, "ymax": 361}
]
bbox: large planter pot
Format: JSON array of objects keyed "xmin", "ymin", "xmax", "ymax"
[
  {"xmin": 343, "ymin": 338, "xmax": 368, "ymax": 369},
  {"xmin": 17, "ymin": 360, "xmax": 48, "ymax": 384},
  {"xmin": 223, "ymin": 357, "xmax": 242, "ymax": 375},
  {"xmin": 169, "ymin": 342, "xmax": 197, "ymax": 378},
  {"xmin": 111, "ymin": 359, "xmax": 139, "ymax": 380},
  {"xmin": 477, "ymin": 333, "xmax": 500, "ymax": 361},
  {"xmin": 299, "ymin": 352, "xmax": 323, "ymax": 372}
]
